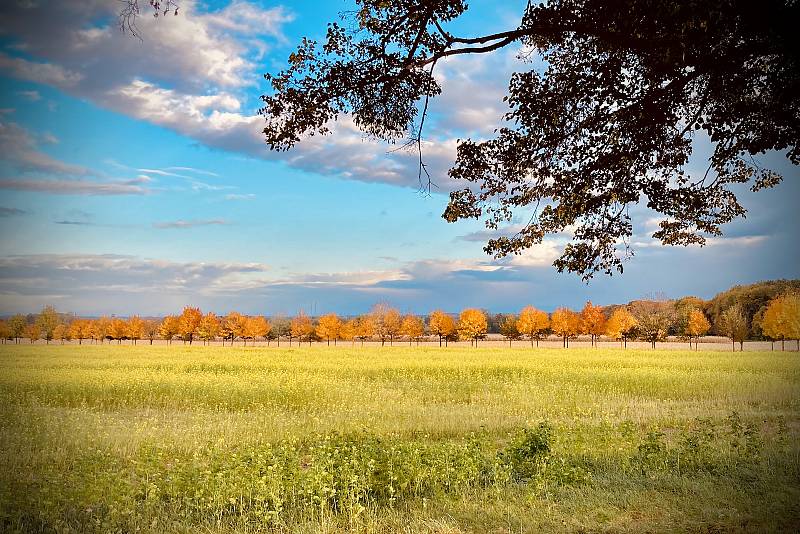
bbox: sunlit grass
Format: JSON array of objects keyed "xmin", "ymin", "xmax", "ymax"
[{"xmin": 1, "ymin": 344, "xmax": 798, "ymax": 532}]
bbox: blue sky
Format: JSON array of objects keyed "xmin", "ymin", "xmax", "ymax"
[{"xmin": 0, "ymin": 0, "xmax": 798, "ymax": 316}]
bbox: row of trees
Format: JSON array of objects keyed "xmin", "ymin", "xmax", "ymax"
[{"xmin": 1, "ymin": 293, "xmax": 798, "ymax": 350}]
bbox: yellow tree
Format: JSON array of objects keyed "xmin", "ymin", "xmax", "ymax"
[
  {"xmin": 605, "ymin": 307, "xmax": 638, "ymax": 348},
  {"xmin": 686, "ymin": 309, "xmax": 711, "ymax": 350},
  {"xmin": 579, "ymin": 301, "xmax": 607, "ymax": 347},
  {"xmin": 69, "ymin": 319, "xmax": 91, "ymax": 345},
  {"xmin": 316, "ymin": 313, "xmax": 342, "ymax": 346},
  {"xmin": 159, "ymin": 315, "xmax": 180, "ymax": 345},
  {"xmin": 428, "ymin": 310, "xmax": 456, "ymax": 347},
  {"xmin": 400, "ymin": 314, "xmax": 425, "ymax": 346},
  {"xmin": 764, "ymin": 293, "xmax": 800, "ymax": 351},
  {"xmin": 457, "ymin": 308, "xmax": 488, "ymax": 346},
  {"xmin": 517, "ymin": 306, "xmax": 550, "ymax": 347},
  {"xmin": 179, "ymin": 306, "xmax": 203, "ymax": 345},
  {"xmin": 52, "ymin": 323, "xmax": 69, "ymax": 344},
  {"xmin": 291, "ymin": 312, "xmax": 315, "ymax": 346},
  {"xmin": 551, "ymin": 307, "xmax": 580, "ymax": 348},
  {"xmin": 784, "ymin": 293, "xmax": 800, "ymax": 351},
  {"xmin": 355, "ymin": 315, "xmax": 376, "ymax": 347},
  {"xmin": 110, "ymin": 318, "xmax": 128, "ymax": 344},
  {"xmin": 243, "ymin": 315, "xmax": 270, "ymax": 346},
  {"xmin": 221, "ymin": 312, "xmax": 246, "ymax": 346},
  {"xmin": 340, "ymin": 318, "xmax": 357, "ymax": 346},
  {"xmin": 127, "ymin": 316, "xmax": 145, "ymax": 345},
  {"xmin": 93, "ymin": 317, "xmax": 111, "ymax": 344},
  {"xmin": 198, "ymin": 312, "xmax": 220, "ymax": 345}
]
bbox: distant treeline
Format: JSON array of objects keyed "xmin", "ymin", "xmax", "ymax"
[{"xmin": 1, "ymin": 280, "xmax": 798, "ymax": 351}]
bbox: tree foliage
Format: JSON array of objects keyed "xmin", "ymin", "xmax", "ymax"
[
  {"xmin": 630, "ymin": 300, "xmax": 675, "ymax": 348},
  {"xmin": 400, "ymin": 314, "xmax": 426, "ymax": 345},
  {"xmin": 579, "ymin": 301, "xmax": 606, "ymax": 346},
  {"xmin": 685, "ymin": 309, "xmax": 711, "ymax": 350},
  {"xmin": 605, "ymin": 307, "xmax": 637, "ymax": 348},
  {"xmin": 428, "ymin": 310, "xmax": 456, "ymax": 347},
  {"xmin": 719, "ymin": 303, "xmax": 749, "ymax": 351},
  {"xmin": 517, "ymin": 306, "xmax": 550, "ymax": 347},
  {"xmin": 316, "ymin": 313, "xmax": 343, "ymax": 345},
  {"xmin": 498, "ymin": 314, "xmax": 521, "ymax": 346},
  {"xmin": 261, "ymin": 0, "xmax": 799, "ymax": 278},
  {"xmin": 456, "ymin": 308, "xmax": 488, "ymax": 345},
  {"xmin": 550, "ymin": 307, "xmax": 580, "ymax": 347}
]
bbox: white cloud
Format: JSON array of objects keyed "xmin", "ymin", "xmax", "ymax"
[{"xmin": 0, "ymin": 0, "xmax": 517, "ymax": 191}]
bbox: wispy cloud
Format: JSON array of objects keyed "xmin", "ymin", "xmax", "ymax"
[
  {"xmin": 225, "ymin": 193, "xmax": 255, "ymax": 200},
  {"xmin": 153, "ymin": 219, "xmax": 229, "ymax": 229},
  {"xmin": 167, "ymin": 166, "xmax": 219, "ymax": 177},
  {"xmin": 0, "ymin": 178, "xmax": 151, "ymax": 195}
]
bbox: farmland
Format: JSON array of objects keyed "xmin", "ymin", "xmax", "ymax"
[{"xmin": 1, "ymin": 344, "xmax": 799, "ymax": 533}]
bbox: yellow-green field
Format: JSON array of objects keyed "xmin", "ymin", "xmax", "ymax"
[{"xmin": 1, "ymin": 345, "xmax": 799, "ymax": 533}]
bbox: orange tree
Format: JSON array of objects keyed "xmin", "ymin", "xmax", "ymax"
[
  {"xmin": 457, "ymin": 308, "xmax": 488, "ymax": 346},
  {"xmin": 221, "ymin": 312, "xmax": 246, "ymax": 346},
  {"xmin": 127, "ymin": 316, "xmax": 145, "ymax": 345},
  {"xmin": 355, "ymin": 315, "xmax": 376, "ymax": 347},
  {"xmin": 178, "ymin": 306, "xmax": 203, "ymax": 345},
  {"xmin": 551, "ymin": 308, "xmax": 580, "ymax": 348},
  {"xmin": 428, "ymin": 310, "xmax": 456, "ymax": 347},
  {"xmin": 400, "ymin": 314, "xmax": 426, "ymax": 345},
  {"xmin": 605, "ymin": 307, "xmax": 637, "ymax": 348},
  {"xmin": 517, "ymin": 306, "xmax": 550, "ymax": 347},
  {"xmin": 579, "ymin": 301, "xmax": 606, "ymax": 346},
  {"xmin": 291, "ymin": 312, "xmax": 315, "ymax": 346},
  {"xmin": 197, "ymin": 312, "xmax": 220, "ymax": 345},
  {"xmin": 686, "ymin": 309, "xmax": 711, "ymax": 350},
  {"xmin": 316, "ymin": 313, "xmax": 343, "ymax": 346}
]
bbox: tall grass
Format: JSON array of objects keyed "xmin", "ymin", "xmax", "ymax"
[{"xmin": 1, "ymin": 345, "xmax": 798, "ymax": 532}]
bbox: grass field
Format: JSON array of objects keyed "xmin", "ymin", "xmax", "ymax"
[{"xmin": 1, "ymin": 344, "xmax": 799, "ymax": 533}]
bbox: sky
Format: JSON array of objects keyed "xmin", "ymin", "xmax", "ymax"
[{"xmin": 0, "ymin": 0, "xmax": 798, "ymax": 317}]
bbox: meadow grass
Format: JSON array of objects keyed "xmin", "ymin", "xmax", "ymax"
[{"xmin": 1, "ymin": 344, "xmax": 798, "ymax": 532}]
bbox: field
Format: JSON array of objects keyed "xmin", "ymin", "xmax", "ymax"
[{"xmin": 1, "ymin": 345, "xmax": 799, "ymax": 533}]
